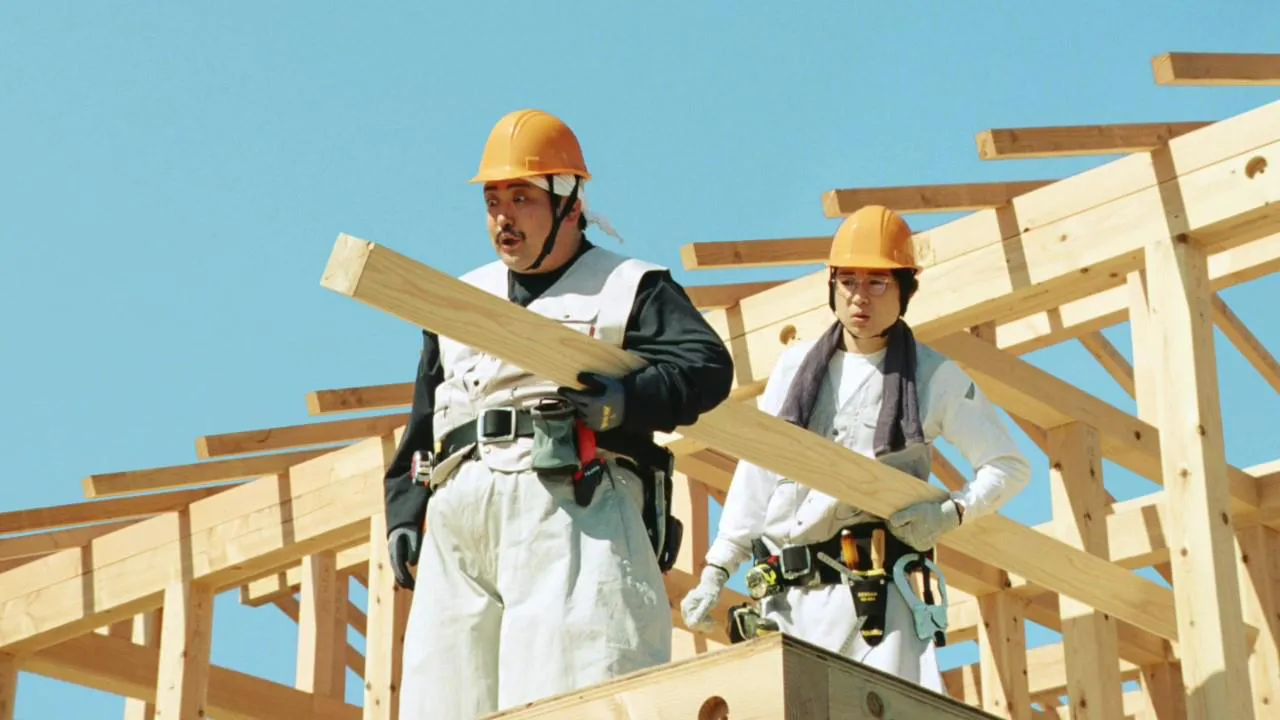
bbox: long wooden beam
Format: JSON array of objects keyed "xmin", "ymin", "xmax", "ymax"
[
  {"xmin": 678, "ymin": 236, "xmax": 830, "ymax": 271},
  {"xmin": 976, "ymin": 122, "xmax": 1210, "ymax": 160},
  {"xmin": 683, "ymin": 281, "xmax": 784, "ymax": 310},
  {"xmin": 307, "ymin": 382, "xmax": 414, "ymax": 416},
  {"xmin": 0, "ymin": 486, "xmax": 228, "ymax": 534},
  {"xmin": 701, "ymin": 97, "xmax": 1280, "ymax": 396},
  {"xmin": 821, "ymin": 180, "xmax": 1056, "ymax": 217},
  {"xmin": 23, "ymin": 632, "xmax": 360, "ymax": 719},
  {"xmin": 1153, "ymin": 52, "xmax": 1280, "ymax": 86},
  {"xmin": 319, "ymin": 234, "xmax": 1181, "ymax": 642},
  {"xmin": 197, "ymin": 414, "xmax": 408, "ymax": 459},
  {"xmin": 83, "ymin": 448, "xmax": 336, "ymax": 498}
]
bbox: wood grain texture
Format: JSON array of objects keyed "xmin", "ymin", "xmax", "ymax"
[{"xmin": 319, "ymin": 235, "xmax": 1181, "ymax": 642}]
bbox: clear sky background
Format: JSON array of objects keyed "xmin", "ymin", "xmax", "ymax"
[{"xmin": 3, "ymin": 1, "xmax": 1279, "ymax": 716}]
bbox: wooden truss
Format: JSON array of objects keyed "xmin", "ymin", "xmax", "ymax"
[{"xmin": 1, "ymin": 51, "xmax": 1278, "ymax": 720}]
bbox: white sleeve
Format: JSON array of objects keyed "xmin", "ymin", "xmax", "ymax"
[
  {"xmin": 703, "ymin": 343, "xmax": 807, "ymax": 573},
  {"xmin": 928, "ymin": 360, "xmax": 1031, "ymax": 522}
]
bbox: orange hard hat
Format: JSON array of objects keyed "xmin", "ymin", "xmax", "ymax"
[
  {"xmin": 826, "ymin": 204, "xmax": 919, "ymax": 271},
  {"xmin": 470, "ymin": 109, "xmax": 591, "ymax": 184}
]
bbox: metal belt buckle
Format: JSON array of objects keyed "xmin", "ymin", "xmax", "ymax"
[{"xmin": 476, "ymin": 407, "xmax": 518, "ymax": 443}]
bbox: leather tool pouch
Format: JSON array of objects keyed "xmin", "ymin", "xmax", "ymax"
[{"xmin": 529, "ymin": 399, "xmax": 581, "ymax": 474}]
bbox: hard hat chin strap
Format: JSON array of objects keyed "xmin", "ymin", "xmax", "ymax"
[{"xmin": 524, "ymin": 175, "xmax": 581, "ymax": 272}]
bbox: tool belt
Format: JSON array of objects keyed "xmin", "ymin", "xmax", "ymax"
[
  {"xmin": 743, "ymin": 523, "xmax": 941, "ymax": 647},
  {"xmin": 428, "ymin": 404, "xmax": 683, "ymax": 573}
]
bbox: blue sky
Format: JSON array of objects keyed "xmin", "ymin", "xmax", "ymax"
[{"xmin": 3, "ymin": 1, "xmax": 1279, "ymax": 715}]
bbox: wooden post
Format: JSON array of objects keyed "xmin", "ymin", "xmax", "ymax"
[
  {"xmin": 977, "ymin": 592, "xmax": 1031, "ymax": 719},
  {"xmin": 670, "ymin": 472, "xmax": 718, "ymax": 660},
  {"xmin": 1236, "ymin": 525, "xmax": 1279, "ymax": 715},
  {"xmin": 154, "ymin": 580, "xmax": 215, "ymax": 718},
  {"xmin": 297, "ymin": 550, "xmax": 347, "ymax": 700},
  {"xmin": 364, "ymin": 509, "xmax": 411, "ymax": 719},
  {"xmin": 1144, "ymin": 228, "xmax": 1255, "ymax": 718},
  {"xmin": 124, "ymin": 610, "xmax": 161, "ymax": 720},
  {"xmin": 1047, "ymin": 423, "xmax": 1123, "ymax": 718}
]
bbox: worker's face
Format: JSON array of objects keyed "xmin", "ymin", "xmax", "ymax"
[
  {"xmin": 484, "ymin": 180, "xmax": 582, "ymax": 273},
  {"xmin": 831, "ymin": 269, "xmax": 901, "ymax": 339}
]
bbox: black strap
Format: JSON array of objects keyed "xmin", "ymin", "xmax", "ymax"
[{"xmin": 438, "ymin": 408, "xmax": 537, "ymax": 457}]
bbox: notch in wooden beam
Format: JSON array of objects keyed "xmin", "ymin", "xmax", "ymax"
[
  {"xmin": 679, "ymin": 237, "xmax": 831, "ymax": 271},
  {"xmin": 821, "ymin": 180, "xmax": 1055, "ymax": 218},
  {"xmin": 976, "ymin": 122, "xmax": 1210, "ymax": 160},
  {"xmin": 1153, "ymin": 52, "xmax": 1280, "ymax": 86}
]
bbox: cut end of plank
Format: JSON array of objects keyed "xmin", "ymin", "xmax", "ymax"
[
  {"xmin": 678, "ymin": 244, "xmax": 700, "ymax": 270},
  {"xmin": 305, "ymin": 390, "xmax": 326, "ymax": 416},
  {"xmin": 194, "ymin": 436, "xmax": 213, "ymax": 460},
  {"xmin": 321, "ymin": 234, "xmax": 374, "ymax": 297},
  {"xmin": 819, "ymin": 190, "xmax": 841, "ymax": 219}
]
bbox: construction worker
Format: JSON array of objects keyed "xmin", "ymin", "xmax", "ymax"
[
  {"xmin": 383, "ymin": 108, "xmax": 735, "ymax": 719},
  {"xmin": 679, "ymin": 205, "xmax": 1030, "ymax": 691}
]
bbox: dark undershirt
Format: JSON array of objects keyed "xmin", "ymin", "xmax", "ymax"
[{"xmin": 383, "ymin": 238, "xmax": 735, "ymax": 532}]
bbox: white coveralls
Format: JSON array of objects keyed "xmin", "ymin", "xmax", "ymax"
[
  {"xmin": 706, "ymin": 338, "xmax": 1030, "ymax": 691},
  {"xmin": 397, "ymin": 247, "xmax": 673, "ymax": 719}
]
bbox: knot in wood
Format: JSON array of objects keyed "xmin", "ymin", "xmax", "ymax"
[
  {"xmin": 1245, "ymin": 155, "xmax": 1268, "ymax": 179},
  {"xmin": 866, "ymin": 691, "xmax": 885, "ymax": 717}
]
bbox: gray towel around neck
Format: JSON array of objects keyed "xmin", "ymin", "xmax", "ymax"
[{"xmin": 776, "ymin": 319, "xmax": 923, "ymax": 456}]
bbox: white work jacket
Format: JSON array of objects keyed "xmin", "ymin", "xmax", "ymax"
[
  {"xmin": 428, "ymin": 246, "xmax": 663, "ymax": 483},
  {"xmin": 705, "ymin": 337, "xmax": 1031, "ymax": 574}
]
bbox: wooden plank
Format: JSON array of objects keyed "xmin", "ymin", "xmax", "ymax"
[
  {"xmin": 307, "ymin": 382, "xmax": 414, "ymax": 416},
  {"xmin": 1048, "ymin": 423, "xmax": 1123, "ymax": 719},
  {"xmin": 83, "ymin": 448, "xmax": 336, "ymax": 498},
  {"xmin": 679, "ymin": 236, "xmax": 831, "ymax": 271},
  {"xmin": 821, "ymin": 180, "xmax": 1055, "ymax": 217},
  {"xmin": 0, "ymin": 522, "xmax": 134, "ymax": 560},
  {"xmin": 296, "ymin": 551, "xmax": 346, "ymax": 700},
  {"xmin": 364, "ymin": 512, "xmax": 410, "ymax": 720},
  {"xmin": 154, "ymin": 579, "xmax": 215, "ymax": 720},
  {"xmin": 1211, "ymin": 294, "xmax": 1280, "ymax": 394},
  {"xmin": 1153, "ymin": 52, "xmax": 1280, "ymax": 86},
  {"xmin": 23, "ymin": 632, "xmax": 360, "ymax": 720},
  {"xmin": 488, "ymin": 633, "xmax": 999, "ymax": 718},
  {"xmin": 123, "ymin": 610, "xmax": 160, "ymax": 720},
  {"xmin": 1144, "ymin": 231, "xmax": 1255, "ymax": 718},
  {"xmin": 239, "ymin": 539, "xmax": 369, "ymax": 607},
  {"xmin": 0, "ymin": 434, "xmax": 391, "ymax": 654},
  {"xmin": 1236, "ymin": 526, "xmax": 1280, "ymax": 716},
  {"xmin": 0, "ymin": 487, "xmax": 227, "ymax": 534},
  {"xmin": 1077, "ymin": 331, "xmax": 1136, "ymax": 397},
  {"xmin": 197, "ymin": 414, "xmax": 408, "ymax": 459},
  {"xmin": 684, "ymin": 281, "xmax": 784, "ymax": 310},
  {"xmin": 319, "ymin": 234, "xmax": 1182, "ymax": 642},
  {"xmin": 976, "ymin": 122, "xmax": 1210, "ymax": 160},
  {"xmin": 977, "ymin": 592, "xmax": 1031, "ymax": 719}
]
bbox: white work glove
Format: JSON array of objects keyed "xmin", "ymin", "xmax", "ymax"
[
  {"xmin": 888, "ymin": 498, "xmax": 962, "ymax": 552},
  {"xmin": 680, "ymin": 565, "xmax": 730, "ymax": 633}
]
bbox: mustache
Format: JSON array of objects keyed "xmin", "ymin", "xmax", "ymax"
[{"xmin": 496, "ymin": 227, "xmax": 525, "ymax": 242}]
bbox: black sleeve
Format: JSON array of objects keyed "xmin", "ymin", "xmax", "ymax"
[
  {"xmin": 383, "ymin": 330, "xmax": 442, "ymax": 535},
  {"xmin": 617, "ymin": 270, "xmax": 735, "ymax": 433}
]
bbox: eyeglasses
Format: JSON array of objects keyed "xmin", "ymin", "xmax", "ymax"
[{"xmin": 833, "ymin": 274, "xmax": 894, "ymax": 297}]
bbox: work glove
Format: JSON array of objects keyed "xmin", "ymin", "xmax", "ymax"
[
  {"xmin": 388, "ymin": 526, "xmax": 422, "ymax": 590},
  {"xmin": 680, "ymin": 565, "xmax": 730, "ymax": 633},
  {"xmin": 887, "ymin": 498, "xmax": 962, "ymax": 552},
  {"xmin": 556, "ymin": 371, "xmax": 626, "ymax": 432}
]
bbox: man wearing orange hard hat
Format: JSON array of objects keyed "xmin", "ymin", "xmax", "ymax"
[
  {"xmin": 384, "ymin": 108, "xmax": 734, "ymax": 718},
  {"xmin": 681, "ymin": 205, "xmax": 1030, "ymax": 692}
]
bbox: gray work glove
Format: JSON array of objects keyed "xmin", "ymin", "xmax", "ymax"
[
  {"xmin": 388, "ymin": 526, "xmax": 422, "ymax": 590},
  {"xmin": 680, "ymin": 565, "xmax": 730, "ymax": 633},
  {"xmin": 557, "ymin": 371, "xmax": 626, "ymax": 432},
  {"xmin": 887, "ymin": 498, "xmax": 962, "ymax": 551}
]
